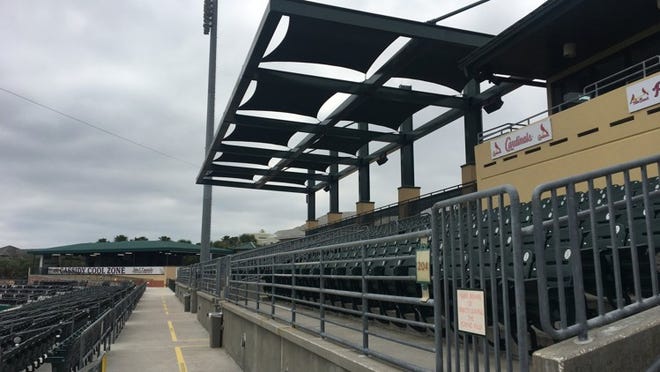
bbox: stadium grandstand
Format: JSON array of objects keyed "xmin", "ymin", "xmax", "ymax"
[
  {"xmin": 2, "ymin": 0, "xmax": 657, "ymax": 372},
  {"xmin": 178, "ymin": 0, "xmax": 659, "ymax": 371},
  {"xmin": 27, "ymin": 241, "xmax": 232, "ymax": 288}
]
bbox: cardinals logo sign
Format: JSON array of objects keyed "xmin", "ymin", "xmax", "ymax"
[
  {"xmin": 538, "ymin": 123, "xmax": 550, "ymax": 140},
  {"xmin": 490, "ymin": 118, "xmax": 553, "ymax": 160},
  {"xmin": 626, "ymin": 76, "xmax": 660, "ymax": 113},
  {"xmin": 492, "ymin": 142, "xmax": 502, "ymax": 157}
]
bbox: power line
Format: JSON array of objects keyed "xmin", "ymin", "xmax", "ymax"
[{"xmin": 0, "ymin": 86, "xmax": 199, "ymax": 168}]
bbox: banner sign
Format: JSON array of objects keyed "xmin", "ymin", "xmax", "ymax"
[
  {"xmin": 456, "ymin": 289, "xmax": 486, "ymax": 335},
  {"xmin": 490, "ymin": 118, "xmax": 552, "ymax": 160},
  {"xmin": 626, "ymin": 75, "xmax": 660, "ymax": 113},
  {"xmin": 48, "ymin": 266, "xmax": 165, "ymax": 275}
]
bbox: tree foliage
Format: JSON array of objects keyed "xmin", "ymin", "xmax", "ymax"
[
  {"xmin": 97, "ymin": 235, "xmax": 198, "ymax": 243},
  {"xmin": 0, "ymin": 256, "xmax": 36, "ymax": 279},
  {"xmin": 114, "ymin": 235, "xmax": 128, "ymax": 242},
  {"xmin": 212, "ymin": 234, "xmax": 256, "ymax": 249}
]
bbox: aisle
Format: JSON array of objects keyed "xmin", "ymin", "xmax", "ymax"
[{"xmin": 105, "ymin": 287, "xmax": 241, "ymax": 372}]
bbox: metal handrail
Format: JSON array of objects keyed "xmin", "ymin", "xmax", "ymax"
[
  {"xmin": 583, "ymin": 55, "xmax": 659, "ymax": 96},
  {"xmin": 531, "ymin": 153, "xmax": 660, "ymax": 341},
  {"xmin": 479, "ymin": 55, "xmax": 660, "ymax": 142},
  {"xmin": 307, "ymin": 181, "xmax": 474, "ymax": 233}
]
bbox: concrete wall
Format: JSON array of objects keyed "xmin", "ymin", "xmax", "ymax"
[
  {"xmin": 221, "ymin": 302, "xmax": 400, "ymax": 372},
  {"xmin": 175, "ymin": 282, "xmax": 191, "ymax": 302},
  {"xmin": 174, "ymin": 283, "xmax": 660, "ymax": 372},
  {"xmin": 532, "ymin": 306, "xmax": 660, "ymax": 372},
  {"xmin": 196, "ymin": 291, "xmax": 219, "ymax": 332}
]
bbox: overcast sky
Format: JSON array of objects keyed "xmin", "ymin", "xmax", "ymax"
[{"xmin": 0, "ymin": 0, "xmax": 546, "ymax": 249}]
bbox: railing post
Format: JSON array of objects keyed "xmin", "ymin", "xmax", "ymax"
[
  {"xmin": 271, "ymin": 255, "xmax": 276, "ymax": 317},
  {"xmin": 431, "ymin": 209, "xmax": 443, "ymax": 372},
  {"xmin": 567, "ymin": 184, "xmax": 589, "ymax": 341},
  {"xmin": 360, "ymin": 243, "xmax": 368, "ymax": 352},
  {"xmin": 215, "ymin": 259, "xmax": 222, "ymax": 297},
  {"xmin": 291, "ymin": 252, "xmax": 296, "ymax": 324}
]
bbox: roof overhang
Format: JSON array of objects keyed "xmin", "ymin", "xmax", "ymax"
[
  {"xmin": 197, "ymin": 0, "xmax": 504, "ymax": 193},
  {"xmin": 28, "ymin": 241, "xmax": 233, "ymax": 255},
  {"xmin": 460, "ymin": 0, "xmax": 660, "ymax": 82}
]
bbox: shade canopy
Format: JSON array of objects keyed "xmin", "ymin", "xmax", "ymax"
[{"xmin": 198, "ymin": 0, "xmax": 498, "ymax": 193}]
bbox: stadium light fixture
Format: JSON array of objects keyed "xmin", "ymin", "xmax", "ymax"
[
  {"xmin": 483, "ymin": 97, "xmax": 504, "ymax": 114},
  {"xmin": 203, "ymin": 0, "xmax": 216, "ymax": 35}
]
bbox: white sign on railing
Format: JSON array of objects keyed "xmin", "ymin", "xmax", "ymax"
[
  {"xmin": 48, "ymin": 266, "xmax": 165, "ymax": 275},
  {"xmin": 490, "ymin": 118, "xmax": 553, "ymax": 160},
  {"xmin": 626, "ymin": 75, "xmax": 660, "ymax": 113},
  {"xmin": 456, "ymin": 289, "xmax": 486, "ymax": 335}
]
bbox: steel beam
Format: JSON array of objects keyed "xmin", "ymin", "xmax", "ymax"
[{"xmin": 205, "ymin": 179, "xmax": 309, "ymax": 193}]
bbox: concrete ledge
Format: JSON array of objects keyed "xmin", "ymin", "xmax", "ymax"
[
  {"xmin": 174, "ymin": 282, "xmax": 191, "ymax": 303},
  {"xmin": 221, "ymin": 302, "xmax": 401, "ymax": 372},
  {"xmin": 196, "ymin": 291, "xmax": 220, "ymax": 332},
  {"xmin": 532, "ymin": 306, "xmax": 660, "ymax": 372}
]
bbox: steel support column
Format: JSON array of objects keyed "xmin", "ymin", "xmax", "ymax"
[
  {"xmin": 307, "ymin": 170, "xmax": 316, "ymax": 221},
  {"xmin": 358, "ymin": 122, "xmax": 370, "ymax": 202},
  {"xmin": 463, "ymin": 79, "xmax": 482, "ymax": 165},
  {"xmin": 329, "ymin": 151, "xmax": 339, "ymax": 213},
  {"xmin": 399, "ymin": 86, "xmax": 415, "ymax": 188}
]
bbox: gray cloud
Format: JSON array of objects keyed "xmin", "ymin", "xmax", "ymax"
[{"xmin": 1, "ymin": 0, "xmax": 545, "ymax": 249}]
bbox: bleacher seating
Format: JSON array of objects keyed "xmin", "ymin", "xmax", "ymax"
[
  {"xmin": 226, "ymin": 175, "xmax": 659, "ymax": 352},
  {"xmin": 0, "ymin": 282, "xmax": 144, "ymax": 372},
  {"xmin": 0, "ymin": 283, "xmax": 80, "ymax": 307}
]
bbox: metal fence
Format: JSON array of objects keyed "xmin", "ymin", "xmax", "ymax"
[
  {"xmin": 306, "ymin": 182, "xmax": 471, "ymax": 235},
  {"xmin": 227, "ymin": 229, "xmax": 437, "ymax": 371},
  {"xmin": 529, "ymin": 153, "xmax": 660, "ymax": 340},
  {"xmin": 49, "ymin": 283, "xmax": 146, "ymax": 372},
  {"xmin": 431, "ymin": 185, "xmax": 529, "ymax": 372},
  {"xmin": 199, "ymin": 257, "xmax": 230, "ymax": 296},
  {"xmin": 175, "ymin": 154, "xmax": 660, "ymax": 371},
  {"xmin": 177, "ymin": 266, "xmax": 192, "ymax": 286},
  {"xmin": 219, "ymin": 185, "xmax": 531, "ymax": 372}
]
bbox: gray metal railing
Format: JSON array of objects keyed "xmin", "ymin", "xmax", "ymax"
[
  {"xmin": 221, "ymin": 185, "xmax": 531, "ymax": 371},
  {"xmin": 199, "ymin": 260, "xmax": 218, "ymax": 294},
  {"xmin": 177, "ymin": 266, "xmax": 191, "ymax": 286},
  {"xmin": 174, "ymin": 153, "xmax": 659, "ymax": 370},
  {"xmin": 306, "ymin": 182, "xmax": 472, "ymax": 235},
  {"xmin": 431, "ymin": 185, "xmax": 529, "ymax": 372},
  {"xmin": 198, "ymin": 257, "xmax": 230, "ymax": 297},
  {"xmin": 52, "ymin": 283, "xmax": 146, "ymax": 371},
  {"xmin": 227, "ymin": 230, "xmax": 436, "ymax": 371},
  {"xmin": 583, "ymin": 55, "xmax": 659, "ymax": 97},
  {"xmin": 530, "ymin": 153, "xmax": 660, "ymax": 340}
]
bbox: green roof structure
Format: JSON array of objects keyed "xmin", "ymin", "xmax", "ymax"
[{"xmin": 28, "ymin": 241, "xmax": 233, "ymax": 256}]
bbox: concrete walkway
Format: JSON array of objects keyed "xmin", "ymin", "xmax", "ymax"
[{"xmin": 105, "ymin": 287, "xmax": 241, "ymax": 372}]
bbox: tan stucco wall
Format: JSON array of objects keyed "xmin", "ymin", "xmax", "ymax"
[
  {"xmin": 475, "ymin": 72, "xmax": 660, "ymax": 201},
  {"xmin": 356, "ymin": 201, "xmax": 375, "ymax": 215}
]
